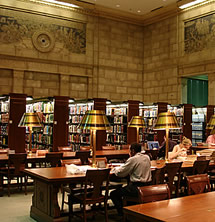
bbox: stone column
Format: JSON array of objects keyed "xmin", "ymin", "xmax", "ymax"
[
  {"xmin": 13, "ymin": 70, "xmax": 24, "ymax": 93},
  {"xmin": 60, "ymin": 74, "xmax": 69, "ymax": 96}
]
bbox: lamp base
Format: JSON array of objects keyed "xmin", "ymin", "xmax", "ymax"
[{"xmin": 92, "ymin": 163, "xmax": 97, "ymax": 168}]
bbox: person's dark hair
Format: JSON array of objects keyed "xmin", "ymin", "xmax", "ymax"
[{"xmin": 130, "ymin": 143, "xmax": 141, "ymax": 153}]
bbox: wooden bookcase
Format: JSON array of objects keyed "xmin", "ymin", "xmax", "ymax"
[
  {"xmin": 1, "ymin": 93, "xmax": 27, "ymax": 153},
  {"xmin": 26, "ymin": 96, "xmax": 69, "ymax": 152},
  {"xmin": 68, "ymin": 98, "xmax": 106, "ymax": 150}
]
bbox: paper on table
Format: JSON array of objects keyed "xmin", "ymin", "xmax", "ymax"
[{"xmin": 65, "ymin": 164, "xmax": 91, "ymax": 174}]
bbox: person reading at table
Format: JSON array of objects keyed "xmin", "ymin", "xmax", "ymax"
[
  {"xmin": 206, "ymin": 133, "xmax": 215, "ymax": 145},
  {"xmin": 157, "ymin": 135, "xmax": 177, "ymax": 159},
  {"xmin": 169, "ymin": 137, "xmax": 192, "ymax": 160},
  {"xmin": 110, "ymin": 143, "xmax": 152, "ymax": 216}
]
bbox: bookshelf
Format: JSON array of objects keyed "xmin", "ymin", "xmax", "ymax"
[
  {"xmin": 68, "ymin": 98, "xmax": 107, "ymax": 151},
  {"xmin": 26, "ymin": 98, "xmax": 54, "ymax": 151},
  {"xmin": 0, "ymin": 96, "xmax": 9, "ymax": 148},
  {"xmin": 106, "ymin": 102, "xmax": 128, "ymax": 146},
  {"xmin": 0, "ymin": 93, "xmax": 27, "ymax": 152},
  {"xmin": 68, "ymin": 100, "xmax": 93, "ymax": 151},
  {"xmin": 26, "ymin": 96, "xmax": 69, "ymax": 152},
  {"xmin": 139, "ymin": 103, "xmax": 158, "ymax": 143},
  {"xmin": 167, "ymin": 104, "xmax": 183, "ymax": 143},
  {"xmin": 192, "ymin": 107, "xmax": 206, "ymax": 146}
]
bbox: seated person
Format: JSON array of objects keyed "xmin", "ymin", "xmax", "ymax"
[
  {"xmin": 157, "ymin": 136, "xmax": 177, "ymax": 159},
  {"xmin": 110, "ymin": 143, "xmax": 152, "ymax": 216},
  {"xmin": 169, "ymin": 136, "xmax": 192, "ymax": 160},
  {"xmin": 206, "ymin": 133, "xmax": 215, "ymax": 145}
]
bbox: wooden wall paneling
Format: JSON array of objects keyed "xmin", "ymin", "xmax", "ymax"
[
  {"xmin": 157, "ymin": 102, "xmax": 168, "ymax": 145},
  {"xmin": 52, "ymin": 96, "xmax": 69, "ymax": 152},
  {"xmin": 127, "ymin": 100, "xmax": 139, "ymax": 144},
  {"xmin": 94, "ymin": 98, "xmax": 107, "ymax": 150},
  {"xmin": 183, "ymin": 104, "xmax": 192, "ymax": 141},
  {"xmin": 8, "ymin": 93, "xmax": 26, "ymax": 153}
]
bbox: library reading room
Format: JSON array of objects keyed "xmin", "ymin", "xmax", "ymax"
[{"xmin": 1, "ymin": 0, "xmax": 215, "ymax": 222}]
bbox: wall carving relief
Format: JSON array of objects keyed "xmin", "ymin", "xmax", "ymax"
[
  {"xmin": 185, "ymin": 13, "xmax": 215, "ymax": 54},
  {"xmin": 0, "ymin": 7, "xmax": 86, "ymax": 53}
]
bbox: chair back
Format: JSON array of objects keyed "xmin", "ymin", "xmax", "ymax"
[
  {"xmin": 192, "ymin": 160, "xmax": 210, "ymax": 175},
  {"xmin": 45, "ymin": 152, "xmax": 63, "ymax": 167},
  {"xmin": 61, "ymin": 159, "xmax": 82, "ymax": 166},
  {"xmin": 186, "ymin": 174, "xmax": 211, "ymax": 195},
  {"xmin": 88, "ymin": 157, "xmax": 107, "ymax": 167},
  {"xmin": 36, "ymin": 149, "xmax": 49, "ymax": 156},
  {"xmin": 102, "ymin": 146, "xmax": 115, "ymax": 150},
  {"xmin": 58, "ymin": 146, "xmax": 73, "ymax": 152},
  {"xmin": 165, "ymin": 162, "xmax": 183, "ymax": 196},
  {"xmin": 138, "ymin": 184, "xmax": 171, "ymax": 203},
  {"xmin": 75, "ymin": 151, "xmax": 90, "ymax": 165},
  {"xmin": 145, "ymin": 150, "xmax": 159, "ymax": 160},
  {"xmin": 8, "ymin": 153, "xmax": 27, "ymax": 175},
  {"xmin": 80, "ymin": 146, "xmax": 91, "ymax": 151},
  {"xmin": 84, "ymin": 168, "xmax": 110, "ymax": 200}
]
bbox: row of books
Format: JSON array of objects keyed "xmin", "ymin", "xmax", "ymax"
[
  {"xmin": 106, "ymin": 134, "xmax": 127, "ymax": 144},
  {"xmin": 0, "ymin": 136, "xmax": 8, "ymax": 145},
  {"xmin": 0, "ymin": 102, "xmax": 9, "ymax": 113},
  {"xmin": 0, "ymin": 114, "xmax": 9, "ymax": 123},
  {"xmin": 26, "ymin": 102, "xmax": 54, "ymax": 113},
  {"xmin": 0, "ymin": 125, "xmax": 8, "ymax": 135},
  {"xmin": 68, "ymin": 134, "xmax": 90, "ymax": 143},
  {"xmin": 69, "ymin": 115, "xmax": 84, "ymax": 124},
  {"xmin": 168, "ymin": 107, "xmax": 184, "ymax": 116},
  {"xmin": 69, "ymin": 104, "xmax": 93, "ymax": 115},
  {"xmin": 140, "ymin": 109, "xmax": 157, "ymax": 117},
  {"xmin": 107, "ymin": 125, "xmax": 126, "ymax": 134},
  {"xmin": 69, "ymin": 125, "xmax": 90, "ymax": 134},
  {"xmin": 106, "ymin": 107, "xmax": 127, "ymax": 116},
  {"xmin": 25, "ymin": 134, "xmax": 53, "ymax": 144}
]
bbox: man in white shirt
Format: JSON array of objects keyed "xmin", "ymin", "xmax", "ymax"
[{"xmin": 110, "ymin": 143, "xmax": 152, "ymax": 215}]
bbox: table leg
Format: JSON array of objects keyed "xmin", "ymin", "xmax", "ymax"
[{"xmin": 30, "ymin": 179, "xmax": 62, "ymax": 222}]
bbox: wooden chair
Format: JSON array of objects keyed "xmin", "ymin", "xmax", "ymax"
[
  {"xmin": 137, "ymin": 184, "xmax": 171, "ymax": 203},
  {"xmin": 58, "ymin": 146, "xmax": 73, "ymax": 152},
  {"xmin": 164, "ymin": 162, "xmax": 183, "ymax": 197},
  {"xmin": 61, "ymin": 158, "xmax": 82, "ymax": 211},
  {"xmin": 80, "ymin": 146, "xmax": 91, "ymax": 151},
  {"xmin": 61, "ymin": 159, "xmax": 82, "ymax": 166},
  {"xmin": 75, "ymin": 150, "xmax": 90, "ymax": 165},
  {"xmin": 186, "ymin": 174, "xmax": 211, "ymax": 195},
  {"xmin": 88, "ymin": 157, "xmax": 108, "ymax": 167},
  {"xmin": 45, "ymin": 152, "xmax": 63, "ymax": 167},
  {"xmin": 145, "ymin": 150, "xmax": 159, "ymax": 160},
  {"xmin": 192, "ymin": 160, "xmax": 210, "ymax": 175},
  {"xmin": 68, "ymin": 168, "xmax": 110, "ymax": 222},
  {"xmin": 102, "ymin": 146, "xmax": 115, "ymax": 150},
  {"xmin": 0, "ymin": 153, "xmax": 27, "ymax": 196}
]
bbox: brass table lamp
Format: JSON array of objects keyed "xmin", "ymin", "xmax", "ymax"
[
  {"xmin": 128, "ymin": 116, "xmax": 145, "ymax": 143},
  {"xmin": 78, "ymin": 110, "xmax": 110, "ymax": 168},
  {"xmin": 18, "ymin": 112, "xmax": 43, "ymax": 154},
  {"xmin": 154, "ymin": 112, "xmax": 180, "ymax": 162}
]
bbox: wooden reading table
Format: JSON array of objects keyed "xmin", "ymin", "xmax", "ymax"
[
  {"xmin": 23, "ymin": 157, "xmax": 215, "ymax": 222},
  {"xmin": 124, "ymin": 191, "xmax": 215, "ymax": 222}
]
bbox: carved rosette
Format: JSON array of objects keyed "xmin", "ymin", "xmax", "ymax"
[{"xmin": 32, "ymin": 31, "xmax": 55, "ymax": 52}]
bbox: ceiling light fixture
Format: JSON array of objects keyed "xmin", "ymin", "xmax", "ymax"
[
  {"xmin": 179, "ymin": 0, "xmax": 207, "ymax": 9},
  {"xmin": 41, "ymin": 0, "xmax": 79, "ymax": 8},
  {"xmin": 116, "ymin": 4, "xmax": 120, "ymax": 7},
  {"xmin": 137, "ymin": 10, "xmax": 141, "ymax": 13}
]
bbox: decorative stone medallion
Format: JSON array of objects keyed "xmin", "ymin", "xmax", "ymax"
[{"xmin": 32, "ymin": 31, "xmax": 55, "ymax": 52}]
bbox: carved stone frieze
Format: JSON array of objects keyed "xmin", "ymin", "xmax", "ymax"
[
  {"xmin": 0, "ymin": 7, "xmax": 86, "ymax": 53},
  {"xmin": 185, "ymin": 13, "xmax": 215, "ymax": 54}
]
